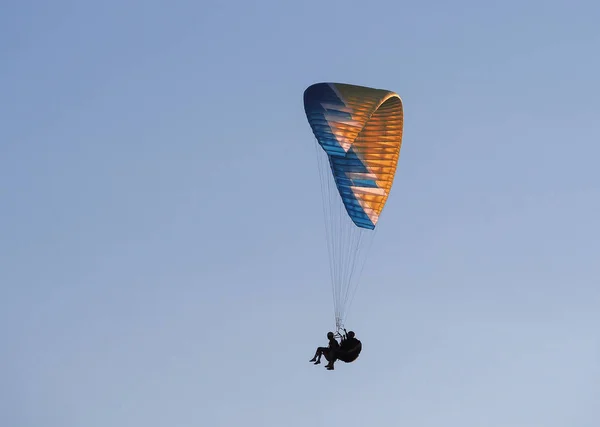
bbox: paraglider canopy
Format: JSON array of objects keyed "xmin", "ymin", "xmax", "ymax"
[{"xmin": 304, "ymin": 82, "xmax": 404, "ymax": 230}]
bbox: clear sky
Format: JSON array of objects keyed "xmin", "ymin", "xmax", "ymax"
[{"xmin": 2, "ymin": 0, "xmax": 599, "ymax": 426}]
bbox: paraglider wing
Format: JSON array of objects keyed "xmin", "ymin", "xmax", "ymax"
[{"xmin": 303, "ymin": 82, "xmax": 404, "ymax": 230}]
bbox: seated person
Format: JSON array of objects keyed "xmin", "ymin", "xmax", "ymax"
[{"xmin": 309, "ymin": 331, "xmax": 340, "ymax": 370}]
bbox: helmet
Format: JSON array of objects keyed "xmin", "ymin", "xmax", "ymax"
[
  {"xmin": 347, "ymin": 331, "xmax": 355, "ymax": 338},
  {"xmin": 327, "ymin": 332, "xmax": 334, "ymax": 339}
]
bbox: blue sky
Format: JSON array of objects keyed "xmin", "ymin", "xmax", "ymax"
[{"xmin": 1, "ymin": 0, "xmax": 599, "ymax": 426}]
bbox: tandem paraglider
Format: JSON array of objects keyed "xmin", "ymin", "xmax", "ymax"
[
  {"xmin": 309, "ymin": 329, "xmax": 362, "ymax": 370},
  {"xmin": 303, "ymin": 82, "xmax": 404, "ymax": 370}
]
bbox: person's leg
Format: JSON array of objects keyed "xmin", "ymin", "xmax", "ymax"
[
  {"xmin": 310, "ymin": 347, "xmax": 328, "ymax": 363},
  {"xmin": 324, "ymin": 350, "xmax": 337, "ymax": 369},
  {"xmin": 315, "ymin": 348, "xmax": 332, "ymax": 364}
]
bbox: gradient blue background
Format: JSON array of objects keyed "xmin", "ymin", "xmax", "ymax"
[{"xmin": 2, "ymin": 1, "xmax": 599, "ymax": 426}]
